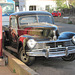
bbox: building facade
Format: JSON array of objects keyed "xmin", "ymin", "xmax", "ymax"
[
  {"xmin": 19, "ymin": 0, "xmax": 56, "ymax": 11},
  {"xmin": 0, "ymin": 0, "xmax": 7, "ymax": 3}
]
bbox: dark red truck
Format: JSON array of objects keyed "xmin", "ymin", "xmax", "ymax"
[{"xmin": 52, "ymin": 11, "xmax": 61, "ymax": 17}]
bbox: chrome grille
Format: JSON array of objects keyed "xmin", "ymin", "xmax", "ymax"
[
  {"xmin": 46, "ymin": 43, "xmax": 55, "ymax": 48},
  {"xmin": 49, "ymin": 48, "xmax": 66, "ymax": 52},
  {"xmin": 46, "ymin": 42, "xmax": 64, "ymax": 48},
  {"xmin": 64, "ymin": 40, "xmax": 74, "ymax": 46},
  {"xmin": 34, "ymin": 40, "xmax": 75, "ymax": 50},
  {"xmin": 68, "ymin": 46, "xmax": 75, "ymax": 50},
  {"xmin": 34, "ymin": 43, "xmax": 46, "ymax": 49}
]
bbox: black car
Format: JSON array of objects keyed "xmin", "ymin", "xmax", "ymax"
[{"xmin": 3, "ymin": 11, "xmax": 75, "ymax": 65}]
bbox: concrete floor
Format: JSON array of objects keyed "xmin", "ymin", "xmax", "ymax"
[
  {"xmin": 0, "ymin": 56, "xmax": 18, "ymax": 75},
  {"xmin": 30, "ymin": 22, "xmax": 75, "ymax": 75},
  {"xmin": 0, "ymin": 66, "xmax": 18, "ymax": 75}
]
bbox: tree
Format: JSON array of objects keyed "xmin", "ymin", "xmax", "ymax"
[
  {"xmin": 56, "ymin": 0, "xmax": 69, "ymax": 10},
  {"xmin": 69, "ymin": 0, "xmax": 75, "ymax": 7},
  {"xmin": 56, "ymin": 0, "xmax": 63, "ymax": 9}
]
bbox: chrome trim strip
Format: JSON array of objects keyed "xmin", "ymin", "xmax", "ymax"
[
  {"xmin": 48, "ymin": 51, "xmax": 66, "ymax": 57},
  {"xmin": 46, "ymin": 49, "xmax": 49, "ymax": 58},
  {"xmin": 68, "ymin": 46, "xmax": 75, "ymax": 48},
  {"xmin": 65, "ymin": 47, "xmax": 68, "ymax": 56},
  {"xmin": 68, "ymin": 49, "xmax": 75, "ymax": 54},
  {"xmin": 27, "ymin": 52, "xmax": 46, "ymax": 56},
  {"xmin": 32, "ymin": 47, "xmax": 66, "ymax": 52},
  {"xmin": 26, "ymin": 46, "xmax": 75, "ymax": 57},
  {"xmin": 37, "ymin": 39, "xmax": 72, "ymax": 44},
  {"xmin": 32, "ymin": 46, "xmax": 75, "ymax": 52}
]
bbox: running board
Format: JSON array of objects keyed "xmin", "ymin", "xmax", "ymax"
[{"xmin": 5, "ymin": 46, "xmax": 18, "ymax": 53}]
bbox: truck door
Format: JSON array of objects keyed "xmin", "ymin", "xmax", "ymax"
[{"xmin": 9, "ymin": 16, "xmax": 18, "ymax": 48}]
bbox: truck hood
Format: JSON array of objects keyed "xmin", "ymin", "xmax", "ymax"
[
  {"xmin": 18, "ymin": 23, "xmax": 58, "ymax": 40},
  {"xmin": 20, "ymin": 23, "xmax": 58, "ymax": 30},
  {"xmin": 24, "ymin": 23, "xmax": 57, "ymax": 30}
]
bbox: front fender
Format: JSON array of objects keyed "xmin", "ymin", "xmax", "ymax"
[
  {"xmin": 19, "ymin": 35, "xmax": 33, "ymax": 43},
  {"xmin": 18, "ymin": 35, "xmax": 33, "ymax": 51},
  {"xmin": 58, "ymin": 32, "xmax": 75, "ymax": 40}
]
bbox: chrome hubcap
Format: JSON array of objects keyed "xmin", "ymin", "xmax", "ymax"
[{"xmin": 21, "ymin": 50, "xmax": 29, "ymax": 63}]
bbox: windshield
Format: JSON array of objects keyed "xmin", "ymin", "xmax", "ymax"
[
  {"xmin": 0, "ymin": 3, "xmax": 14, "ymax": 15},
  {"xmin": 19, "ymin": 15, "xmax": 53, "ymax": 26}
]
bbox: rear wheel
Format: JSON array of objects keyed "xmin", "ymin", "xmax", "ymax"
[
  {"xmin": 19, "ymin": 47, "xmax": 35, "ymax": 66},
  {"xmin": 62, "ymin": 54, "xmax": 75, "ymax": 61}
]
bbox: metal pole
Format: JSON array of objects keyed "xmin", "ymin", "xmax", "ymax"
[{"xmin": 0, "ymin": 6, "xmax": 2, "ymax": 57}]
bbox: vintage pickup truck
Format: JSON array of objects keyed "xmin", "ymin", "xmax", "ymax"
[{"xmin": 3, "ymin": 11, "xmax": 75, "ymax": 65}]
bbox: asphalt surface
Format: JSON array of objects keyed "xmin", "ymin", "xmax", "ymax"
[
  {"xmin": 30, "ymin": 22, "xmax": 75, "ymax": 75},
  {"xmin": 55, "ymin": 22, "xmax": 75, "ymax": 33}
]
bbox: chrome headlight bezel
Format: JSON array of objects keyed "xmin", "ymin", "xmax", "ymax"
[
  {"xmin": 72, "ymin": 35, "xmax": 75, "ymax": 45},
  {"xmin": 27, "ymin": 39, "xmax": 37, "ymax": 49}
]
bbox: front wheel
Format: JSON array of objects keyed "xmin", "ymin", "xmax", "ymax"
[
  {"xmin": 19, "ymin": 47, "xmax": 35, "ymax": 66},
  {"xmin": 62, "ymin": 54, "xmax": 75, "ymax": 61}
]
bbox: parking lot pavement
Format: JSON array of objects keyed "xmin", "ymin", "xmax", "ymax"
[
  {"xmin": 55, "ymin": 22, "xmax": 75, "ymax": 33},
  {"xmin": 30, "ymin": 22, "xmax": 75, "ymax": 75},
  {"xmin": 0, "ymin": 66, "xmax": 18, "ymax": 75},
  {"xmin": 30, "ymin": 57, "xmax": 75, "ymax": 75}
]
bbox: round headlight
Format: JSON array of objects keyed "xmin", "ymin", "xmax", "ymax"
[
  {"xmin": 72, "ymin": 35, "xmax": 75, "ymax": 44},
  {"xmin": 27, "ymin": 39, "xmax": 37, "ymax": 49}
]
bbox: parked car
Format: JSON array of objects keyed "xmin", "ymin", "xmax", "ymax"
[
  {"xmin": 3, "ymin": 11, "xmax": 75, "ymax": 65},
  {"xmin": 52, "ymin": 11, "xmax": 61, "ymax": 17}
]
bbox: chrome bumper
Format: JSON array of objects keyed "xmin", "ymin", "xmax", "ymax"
[{"xmin": 26, "ymin": 46, "xmax": 75, "ymax": 58}]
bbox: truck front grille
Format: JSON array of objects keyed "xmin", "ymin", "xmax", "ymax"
[
  {"xmin": 34, "ymin": 42, "xmax": 64, "ymax": 49},
  {"xmin": 34, "ymin": 40, "xmax": 74, "ymax": 51},
  {"xmin": 34, "ymin": 43, "xmax": 46, "ymax": 49},
  {"xmin": 64, "ymin": 41, "xmax": 74, "ymax": 46},
  {"xmin": 49, "ymin": 48, "xmax": 66, "ymax": 52},
  {"xmin": 46, "ymin": 42, "xmax": 64, "ymax": 48}
]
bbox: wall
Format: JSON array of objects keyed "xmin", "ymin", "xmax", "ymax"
[
  {"xmin": 19, "ymin": 0, "xmax": 26, "ymax": 11},
  {"xmin": 0, "ymin": 0, "xmax": 7, "ymax": 3},
  {"xmin": 19, "ymin": 0, "xmax": 56, "ymax": 11},
  {"xmin": 54, "ymin": 17, "xmax": 75, "ymax": 24}
]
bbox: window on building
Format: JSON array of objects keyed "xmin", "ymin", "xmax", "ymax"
[
  {"xmin": 29, "ymin": 6, "xmax": 36, "ymax": 11},
  {"xmin": 45, "ymin": 5, "xmax": 50, "ymax": 12}
]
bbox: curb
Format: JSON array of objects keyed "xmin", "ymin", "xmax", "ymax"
[{"xmin": 3, "ymin": 50, "xmax": 39, "ymax": 75}]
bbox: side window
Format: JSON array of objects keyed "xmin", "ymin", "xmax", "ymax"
[{"xmin": 10, "ymin": 17, "xmax": 17, "ymax": 28}]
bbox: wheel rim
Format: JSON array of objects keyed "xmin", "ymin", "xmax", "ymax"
[
  {"xmin": 21, "ymin": 50, "xmax": 29, "ymax": 63},
  {"xmin": 63, "ymin": 54, "xmax": 73, "ymax": 60}
]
